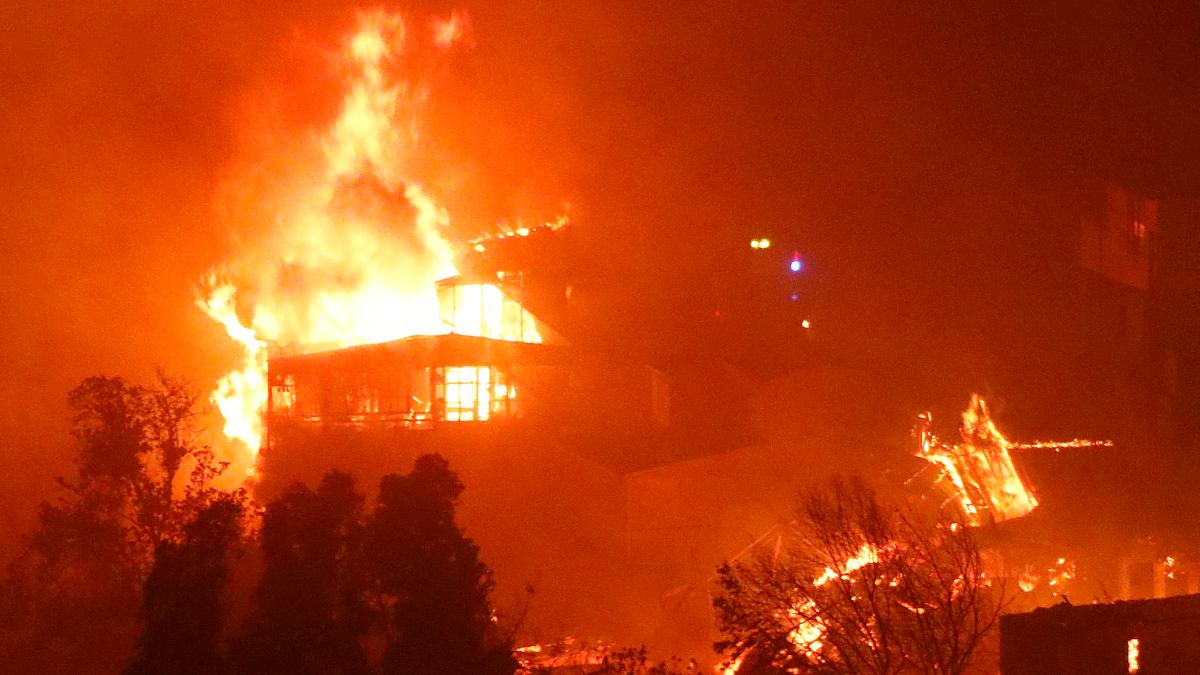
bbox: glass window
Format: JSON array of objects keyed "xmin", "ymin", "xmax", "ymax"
[{"xmin": 434, "ymin": 366, "xmax": 517, "ymax": 422}]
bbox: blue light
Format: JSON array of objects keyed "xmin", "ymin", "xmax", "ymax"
[{"xmin": 789, "ymin": 259, "xmax": 802, "ymax": 273}]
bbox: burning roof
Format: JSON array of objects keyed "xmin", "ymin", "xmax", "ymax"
[
  {"xmin": 911, "ymin": 395, "xmax": 1040, "ymax": 525},
  {"xmin": 909, "ymin": 395, "xmax": 1116, "ymax": 532}
]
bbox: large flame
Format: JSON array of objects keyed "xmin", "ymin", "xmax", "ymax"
[
  {"xmin": 199, "ymin": 11, "xmax": 469, "ymax": 469},
  {"xmin": 913, "ymin": 395, "xmax": 1039, "ymax": 525}
]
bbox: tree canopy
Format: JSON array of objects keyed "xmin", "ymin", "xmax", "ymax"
[
  {"xmin": 1, "ymin": 373, "xmax": 243, "ymax": 673},
  {"xmin": 230, "ymin": 470, "xmax": 370, "ymax": 675},
  {"xmin": 126, "ymin": 495, "xmax": 246, "ymax": 675},
  {"xmin": 367, "ymin": 454, "xmax": 517, "ymax": 675}
]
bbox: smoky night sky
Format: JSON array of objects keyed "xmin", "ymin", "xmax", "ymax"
[{"xmin": 2, "ymin": 0, "xmax": 1199, "ymax": 557}]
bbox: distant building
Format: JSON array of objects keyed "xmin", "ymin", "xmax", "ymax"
[
  {"xmin": 1001, "ymin": 594, "xmax": 1200, "ymax": 674},
  {"xmin": 1080, "ymin": 183, "xmax": 1157, "ymax": 292}
]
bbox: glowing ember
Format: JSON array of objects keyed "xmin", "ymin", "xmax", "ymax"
[
  {"xmin": 1017, "ymin": 557, "xmax": 1076, "ymax": 595},
  {"xmin": 1046, "ymin": 557, "xmax": 1076, "ymax": 591},
  {"xmin": 811, "ymin": 543, "xmax": 881, "ymax": 588},
  {"xmin": 198, "ymin": 11, "xmax": 483, "ymax": 468},
  {"xmin": 1164, "ymin": 555, "xmax": 1178, "ymax": 580},
  {"xmin": 913, "ymin": 395, "xmax": 1039, "ymax": 525},
  {"xmin": 513, "ymin": 637, "xmax": 609, "ymax": 670},
  {"xmin": 787, "ymin": 544, "xmax": 884, "ymax": 659},
  {"xmin": 1127, "ymin": 637, "xmax": 1140, "ymax": 673},
  {"xmin": 1009, "ymin": 439, "xmax": 1114, "ymax": 450}
]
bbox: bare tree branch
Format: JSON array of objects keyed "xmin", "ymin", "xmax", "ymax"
[{"xmin": 713, "ymin": 477, "xmax": 1003, "ymax": 674}]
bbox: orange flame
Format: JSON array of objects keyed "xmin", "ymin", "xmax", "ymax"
[
  {"xmin": 432, "ymin": 10, "xmax": 471, "ymax": 50},
  {"xmin": 914, "ymin": 395, "xmax": 1039, "ymax": 525},
  {"xmin": 787, "ymin": 544, "xmax": 884, "ymax": 659},
  {"xmin": 199, "ymin": 11, "xmax": 468, "ymax": 470}
]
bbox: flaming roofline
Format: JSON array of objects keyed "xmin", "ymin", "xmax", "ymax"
[{"xmin": 268, "ymin": 332, "xmax": 568, "ymax": 370}]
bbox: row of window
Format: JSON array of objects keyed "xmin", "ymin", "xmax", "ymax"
[{"xmin": 269, "ymin": 365, "xmax": 519, "ymax": 425}]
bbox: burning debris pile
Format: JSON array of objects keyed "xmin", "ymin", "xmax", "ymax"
[
  {"xmin": 714, "ymin": 479, "xmax": 999, "ymax": 674},
  {"xmin": 710, "ymin": 396, "xmax": 1131, "ymax": 672},
  {"xmin": 1018, "ymin": 556, "xmax": 1076, "ymax": 594},
  {"xmin": 514, "ymin": 638, "xmax": 700, "ymax": 673},
  {"xmin": 514, "ymin": 637, "xmax": 610, "ymax": 671}
]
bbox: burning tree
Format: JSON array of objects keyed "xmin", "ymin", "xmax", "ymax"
[{"xmin": 713, "ymin": 478, "xmax": 1002, "ymax": 674}]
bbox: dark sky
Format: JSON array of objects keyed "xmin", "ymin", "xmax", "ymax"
[{"xmin": 2, "ymin": 1, "xmax": 1198, "ymax": 552}]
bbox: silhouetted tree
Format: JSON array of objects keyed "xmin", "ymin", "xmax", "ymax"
[
  {"xmin": 0, "ymin": 373, "xmax": 242, "ymax": 673},
  {"xmin": 49, "ymin": 372, "xmax": 236, "ymax": 569},
  {"xmin": 230, "ymin": 471, "xmax": 370, "ymax": 675},
  {"xmin": 366, "ymin": 454, "xmax": 517, "ymax": 675},
  {"xmin": 126, "ymin": 495, "xmax": 246, "ymax": 675},
  {"xmin": 714, "ymin": 477, "xmax": 1002, "ymax": 674}
]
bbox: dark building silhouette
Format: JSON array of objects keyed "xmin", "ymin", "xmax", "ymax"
[{"xmin": 1001, "ymin": 594, "xmax": 1200, "ymax": 674}]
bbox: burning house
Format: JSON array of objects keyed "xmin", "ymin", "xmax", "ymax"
[
  {"xmin": 262, "ymin": 247, "xmax": 673, "ymax": 473},
  {"xmin": 195, "ymin": 12, "xmax": 763, "ymax": 647},
  {"xmin": 252, "ymin": 225, "xmax": 719, "ymax": 642},
  {"xmin": 188, "ymin": 10, "xmax": 1200, "ymax": 667}
]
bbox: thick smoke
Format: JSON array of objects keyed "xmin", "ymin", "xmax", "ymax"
[{"xmin": 3, "ymin": 0, "xmax": 1199, "ymax": 575}]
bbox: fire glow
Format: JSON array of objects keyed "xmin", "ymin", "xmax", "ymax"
[
  {"xmin": 913, "ymin": 396, "xmax": 1039, "ymax": 525},
  {"xmin": 198, "ymin": 11, "xmax": 533, "ymax": 470},
  {"xmin": 787, "ymin": 543, "xmax": 884, "ymax": 657}
]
